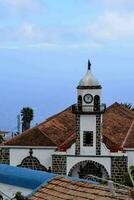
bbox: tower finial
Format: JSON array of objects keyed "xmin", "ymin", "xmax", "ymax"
[{"xmin": 88, "ymin": 59, "xmax": 91, "ymax": 70}]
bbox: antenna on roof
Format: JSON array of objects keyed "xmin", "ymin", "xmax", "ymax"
[{"xmin": 88, "ymin": 59, "xmax": 91, "ymax": 70}]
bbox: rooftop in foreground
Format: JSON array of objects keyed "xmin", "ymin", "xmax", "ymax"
[
  {"xmin": 0, "ymin": 164, "xmax": 133, "ymax": 200},
  {"xmin": 29, "ymin": 176, "xmax": 134, "ymax": 200},
  {"xmin": 0, "ymin": 164, "xmax": 56, "ymax": 199}
]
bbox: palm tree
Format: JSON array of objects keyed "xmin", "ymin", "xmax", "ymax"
[
  {"xmin": 121, "ymin": 103, "xmax": 134, "ymax": 111},
  {"xmin": 21, "ymin": 107, "xmax": 34, "ymax": 132}
]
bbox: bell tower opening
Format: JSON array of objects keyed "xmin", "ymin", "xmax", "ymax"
[{"xmin": 94, "ymin": 95, "xmax": 100, "ymax": 111}]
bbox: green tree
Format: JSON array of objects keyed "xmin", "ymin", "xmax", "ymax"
[
  {"xmin": 21, "ymin": 107, "xmax": 34, "ymax": 132},
  {"xmin": 0, "ymin": 135, "xmax": 4, "ymax": 144},
  {"xmin": 0, "ymin": 194, "xmax": 3, "ymax": 200},
  {"xmin": 130, "ymin": 166, "xmax": 134, "ymax": 178},
  {"xmin": 13, "ymin": 192, "xmax": 25, "ymax": 200},
  {"xmin": 121, "ymin": 103, "xmax": 134, "ymax": 111}
]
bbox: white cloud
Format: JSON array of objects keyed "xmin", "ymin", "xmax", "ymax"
[
  {"xmin": 0, "ymin": 0, "xmax": 133, "ymax": 49},
  {"xmin": 102, "ymin": 0, "xmax": 134, "ymax": 8},
  {"xmin": 0, "ymin": 42, "xmax": 101, "ymax": 50},
  {"xmin": 16, "ymin": 23, "xmax": 44, "ymax": 41},
  {"xmin": 1, "ymin": 11, "xmax": 134, "ymax": 50},
  {"xmin": 88, "ymin": 12, "xmax": 134, "ymax": 42},
  {"xmin": 0, "ymin": 0, "xmax": 45, "ymax": 15}
]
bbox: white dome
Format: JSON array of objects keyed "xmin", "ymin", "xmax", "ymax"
[{"xmin": 79, "ymin": 61, "xmax": 100, "ymax": 87}]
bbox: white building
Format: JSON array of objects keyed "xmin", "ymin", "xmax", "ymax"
[{"xmin": 1, "ymin": 60, "xmax": 134, "ymax": 184}]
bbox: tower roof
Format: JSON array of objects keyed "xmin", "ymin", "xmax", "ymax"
[{"xmin": 78, "ymin": 60, "xmax": 100, "ymax": 87}]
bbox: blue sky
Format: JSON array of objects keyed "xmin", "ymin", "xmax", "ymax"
[{"xmin": 0, "ymin": 0, "xmax": 134, "ymax": 132}]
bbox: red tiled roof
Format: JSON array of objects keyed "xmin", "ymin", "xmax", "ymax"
[
  {"xmin": 0, "ymin": 131, "xmax": 9, "ymax": 134},
  {"xmin": 4, "ymin": 127, "xmax": 56, "ymax": 146},
  {"xmin": 4, "ymin": 106, "xmax": 76, "ymax": 147},
  {"xmin": 123, "ymin": 121, "xmax": 134, "ymax": 148},
  {"xmin": 103, "ymin": 102, "xmax": 134, "ymax": 151},
  {"xmin": 29, "ymin": 176, "xmax": 133, "ymax": 200},
  {"xmin": 4, "ymin": 102, "xmax": 134, "ymax": 151}
]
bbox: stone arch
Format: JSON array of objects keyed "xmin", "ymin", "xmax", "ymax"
[
  {"xmin": 68, "ymin": 160, "xmax": 109, "ymax": 179},
  {"xmin": 17, "ymin": 149, "xmax": 47, "ymax": 171}
]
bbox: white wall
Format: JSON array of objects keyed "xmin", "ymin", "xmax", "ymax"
[
  {"xmin": 66, "ymin": 142, "xmax": 110, "ymax": 156},
  {"xmin": 101, "ymin": 143, "xmax": 110, "ymax": 155},
  {"xmin": 126, "ymin": 150, "xmax": 134, "ymax": 168},
  {"xmin": 10, "ymin": 148, "xmax": 55, "ymax": 168},
  {"xmin": 67, "ymin": 156, "xmax": 111, "ymax": 177},
  {"xmin": 67, "ymin": 143, "xmax": 75, "ymax": 155},
  {"xmin": 80, "ymin": 115, "xmax": 96, "ymax": 155},
  {"xmin": 77, "ymin": 89, "xmax": 101, "ymax": 106}
]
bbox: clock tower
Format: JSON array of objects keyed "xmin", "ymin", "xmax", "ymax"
[{"xmin": 72, "ymin": 60, "xmax": 106, "ymax": 156}]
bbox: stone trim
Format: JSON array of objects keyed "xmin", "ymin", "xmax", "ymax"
[
  {"xmin": 77, "ymin": 86, "xmax": 102, "ymax": 89},
  {"xmin": 96, "ymin": 114, "xmax": 101, "ymax": 155},
  {"xmin": 0, "ymin": 148, "xmax": 10, "ymax": 164},
  {"xmin": 68, "ymin": 160, "xmax": 109, "ymax": 179},
  {"xmin": 66, "ymin": 155, "xmax": 125, "ymax": 158},
  {"xmin": 17, "ymin": 149, "xmax": 47, "ymax": 171},
  {"xmin": 75, "ymin": 114, "xmax": 80, "ymax": 155},
  {"xmin": 52, "ymin": 154, "xmax": 67, "ymax": 175},
  {"xmin": 111, "ymin": 156, "xmax": 128, "ymax": 184}
]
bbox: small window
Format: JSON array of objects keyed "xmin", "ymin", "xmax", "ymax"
[{"xmin": 83, "ymin": 131, "xmax": 93, "ymax": 146}]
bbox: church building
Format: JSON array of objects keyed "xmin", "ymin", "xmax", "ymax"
[{"xmin": 1, "ymin": 60, "xmax": 134, "ymax": 184}]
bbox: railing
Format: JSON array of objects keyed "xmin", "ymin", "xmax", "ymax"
[
  {"xmin": 72, "ymin": 104, "xmax": 106, "ymax": 114},
  {"xmin": 85, "ymin": 175, "xmax": 131, "ymax": 197}
]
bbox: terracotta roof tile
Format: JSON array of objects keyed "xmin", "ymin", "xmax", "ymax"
[
  {"xmin": 4, "ymin": 127, "xmax": 56, "ymax": 146},
  {"xmin": 103, "ymin": 102, "xmax": 134, "ymax": 151},
  {"xmin": 4, "ymin": 102, "xmax": 134, "ymax": 151},
  {"xmin": 29, "ymin": 176, "xmax": 133, "ymax": 200},
  {"xmin": 123, "ymin": 121, "xmax": 134, "ymax": 148}
]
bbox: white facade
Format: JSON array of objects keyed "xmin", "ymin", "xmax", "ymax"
[
  {"xmin": 80, "ymin": 115, "xmax": 96, "ymax": 155},
  {"xmin": 9, "ymin": 147, "xmax": 56, "ymax": 168},
  {"xmin": 126, "ymin": 150, "xmax": 134, "ymax": 168},
  {"xmin": 67, "ymin": 156, "xmax": 111, "ymax": 177}
]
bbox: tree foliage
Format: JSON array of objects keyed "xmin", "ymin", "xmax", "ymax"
[
  {"xmin": 0, "ymin": 194, "xmax": 3, "ymax": 200},
  {"xmin": 130, "ymin": 165, "xmax": 134, "ymax": 178},
  {"xmin": 0, "ymin": 135, "xmax": 4, "ymax": 144},
  {"xmin": 21, "ymin": 107, "xmax": 34, "ymax": 132},
  {"xmin": 13, "ymin": 191, "xmax": 25, "ymax": 200},
  {"xmin": 121, "ymin": 102, "xmax": 134, "ymax": 111},
  {"xmin": 124, "ymin": 172, "xmax": 133, "ymax": 187}
]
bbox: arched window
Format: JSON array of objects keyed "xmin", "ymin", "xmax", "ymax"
[
  {"xmin": 78, "ymin": 95, "xmax": 82, "ymax": 111},
  {"xmin": 94, "ymin": 95, "xmax": 100, "ymax": 111}
]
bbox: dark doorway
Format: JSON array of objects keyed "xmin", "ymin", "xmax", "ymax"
[{"xmin": 78, "ymin": 161, "xmax": 102, "ymax": 178}]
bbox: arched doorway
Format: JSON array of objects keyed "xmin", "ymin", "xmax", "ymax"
[{"xmin": 68, "ymin": 160, "xmax": 109, "ymax": 179}]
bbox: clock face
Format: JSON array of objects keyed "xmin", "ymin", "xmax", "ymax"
[{"xmin": 84, "ymin": 94, "xmax": 93, "ymax": 104}]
